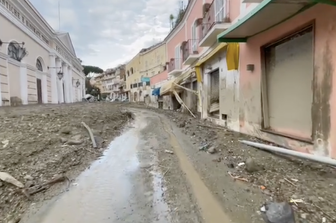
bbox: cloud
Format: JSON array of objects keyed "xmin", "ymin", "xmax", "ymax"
[{"xmin": 30, "ymin": 0, "xmax": 181, "ymax": 69}]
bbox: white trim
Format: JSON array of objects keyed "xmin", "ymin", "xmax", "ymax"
[
  {"xmin": 16, "ymin": 1, "xmax": 78, "ymax": 59},
  {"xmin": 8, "ymin": 58, "xmax": 21, "ymax": 66},
  {"xmin": 6, "ymin": 55, "xmax": 10, "ymax": 105},
  {"xmin": 1, "ymin": 2, "xmax": 83, "ymax": 68},
  {"xmin": 0, "ymin": 52, "xmax": 8, "ymax": 59},
  {"xmin": 165, "ymin": 0, "xmax": 197, "ymax": 42},
  {"xmin": 0, "ymin": 6, "xmax": 50, "ymax": 52},
  {"xmin": 20, "ymin": 65, "xmax": 28, "ymax": 104}
]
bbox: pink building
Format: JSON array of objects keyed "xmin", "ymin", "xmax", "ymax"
[{"xmin": 217, "ymin": 1, "xmax": 336, "ymax": 158}]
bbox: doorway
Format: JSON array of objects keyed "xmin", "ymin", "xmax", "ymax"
[
  {"xmin": 263, "ymin": 26, "xmax": 313, "ymax": 139},
  {"xmin": 36, "ymin": 78, "xmax": 42, "ymax": 104}
]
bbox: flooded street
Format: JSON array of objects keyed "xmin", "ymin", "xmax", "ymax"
[{"xmin": 22, "ymin": 110, "xmax": 172, "ymax": 223}]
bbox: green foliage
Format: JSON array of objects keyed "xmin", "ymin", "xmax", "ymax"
[
  {"xmin": 83, "ymin": 65, "xmax": 104, "ymax": 76},
  {"xmin": 174, "ymin": 9, "xmax": 185, "ymax": 28}
]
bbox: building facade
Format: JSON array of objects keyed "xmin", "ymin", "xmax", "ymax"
[
  {"xmin": 124, "ymin": 0, "xmax": 336, "ymax": 159},
  {"xmin": 0, "ymin": 0, "xmax": 85, "ymax": 106},
  {"xmin": 125, "ymin": 42, "xmax": 167, "ymax": 104}
]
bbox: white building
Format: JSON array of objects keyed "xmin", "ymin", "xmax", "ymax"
[{"xmin": 0, "ymin": 0, "xmax": 85, "ymax": 106}]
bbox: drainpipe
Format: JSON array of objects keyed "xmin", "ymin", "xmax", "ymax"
[{"xmin": 240, "ymin": 140, "xmax": 336, "ymax": 166}]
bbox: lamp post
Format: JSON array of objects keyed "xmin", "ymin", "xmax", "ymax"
[
  {"xmin": 48, "ymin": 66, "xmax": 63, "ymax": 80},
  {"xmin": 76, "ymin": 80, "xmax": 80, "ymax": 88}
]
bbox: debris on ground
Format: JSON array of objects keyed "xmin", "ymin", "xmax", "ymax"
[
  {"xmin": 164, "ymin": 150, "xmax": 174, "ymax": 154},
  {"xmin": 260, "ymin": 202, "xmax": 295, "ymax": 223},
  {"xmin": 126, "ymin": 103, "xmax": 336, "ymax": 223},
  {"xmin": 0, "ymin": 102, "xmax": 131, "ymax": 223}
]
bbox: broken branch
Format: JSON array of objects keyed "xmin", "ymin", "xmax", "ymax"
[{"xmin": 81, "ymin": 122, "xmax": 97, "ymax": 148}]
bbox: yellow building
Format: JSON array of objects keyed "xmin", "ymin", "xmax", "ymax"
[
  {"xmin": 139, "ymin": 42, "xmax": 166, "ymax": 78},
  {"xmin": 125, "ymin": 54, "xmax": 140, "ymax": 101},
  {"xmin": 125, "ymin": 42, "xmax": 166, "ymax": 102}
]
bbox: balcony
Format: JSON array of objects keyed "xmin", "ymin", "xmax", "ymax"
[
  {"xmin": 167, "ymin": 58, "xmax": 183, "ymax": 77},
  {"xmin": 199, "ymin": 0, "xmax": 231, "ymax": 47},
  {"xmin": 182, "ymin": 39, "xmax": 199, "ymax": 65}
]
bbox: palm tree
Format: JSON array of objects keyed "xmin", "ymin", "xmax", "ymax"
[{"xmin": 169, "ymin": 14, "xmax": 175, "ymax": 29}]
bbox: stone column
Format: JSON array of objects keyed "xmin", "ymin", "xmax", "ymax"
[
  {"xmin": 62, "ymin": 62, "xmax": 69, "ymax": 103},
  {"xmin": 49, "ymin": 54, "xmax": 58, "ymax": 103},
  {"xmin": 19, "ymin": 65, "xmax": 28, "ymax": 104},
  {"xmin": 56, "ymin": 59, "xmax": 64, "ymax": 103},
  {"xmin": 68, "ymin": 66, "xmax": 73, "ymax": 102}
]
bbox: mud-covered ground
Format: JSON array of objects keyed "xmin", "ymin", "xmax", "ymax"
[
  {"xmin": 0, "ymin": 103, "xmax": 132, "ymax": 223},
  {"xmin": 127, "ymin": 103, "xmax": 336, "ymax": 223}
]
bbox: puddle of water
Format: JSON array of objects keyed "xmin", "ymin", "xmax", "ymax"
[{"xmin": 23, "ymin": 116, "xmax": 171, "ymax": 223}]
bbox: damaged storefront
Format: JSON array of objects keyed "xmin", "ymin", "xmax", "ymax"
[
  {"xmin": 159, "ymin": 70, "xmax": 200, "ymax": 117},
  {"xmin": 197, "ymin": 43, "xmax": 240, "ymax": 131}
]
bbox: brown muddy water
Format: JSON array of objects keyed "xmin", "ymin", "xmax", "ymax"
[{"xmin": 22, "ymin": 114, "xmax": 171, "ymax": 223}]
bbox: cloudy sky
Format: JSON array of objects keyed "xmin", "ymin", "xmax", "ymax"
[{"xmin": 30, "ymin": 0, "xmax": 180, "ymax": 70}]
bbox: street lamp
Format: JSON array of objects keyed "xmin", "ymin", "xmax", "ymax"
[
  {"xmin": 57, "ymin": 70, "xmax": 63, "ymax": 80},
  {"xmin": 47, "ymin": 66, "xmax": 63, "ymax": 79},
  {"xmin": 76, "ymin": 80, "xmax": 80, "ymax": 87}
]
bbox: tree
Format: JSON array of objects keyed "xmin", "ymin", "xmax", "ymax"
[
  {"xmin": 169, "ymin": 14, "xmax": 175, "ymax": 29},
  {"xmin": 82, "ymin": 65, "xmax": 104, "ymax": 76},
  {"xmin": 174, "ymin": 8, "xmax": 185, "ymax": 28}
]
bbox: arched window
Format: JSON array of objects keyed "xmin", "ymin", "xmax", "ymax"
[
  {"xmin": 36, "ymin": 59, "xmax": 43, "ymax": 71},
  {"xmin": 7, "ymin": 42, "xmax": 20, "ymax": 61},
  {"xmin": 130, "ymin": 68, "xmax": 134, "ymax": 74}
]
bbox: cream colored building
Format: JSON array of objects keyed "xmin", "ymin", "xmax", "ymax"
[
  {"xmin": 0, "ymin": 0, "xmax": 85, "ymax": 106},
  {"xmin": 125, "ymin": 42, "xmax": 166, "ymax": 102},
  {"xmin": 125, "ymin": 54, "xmax": 140, "ymax": 101}
]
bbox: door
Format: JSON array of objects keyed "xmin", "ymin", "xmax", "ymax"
[
  {"xmin": 265, "ymin": 26, "xmax": 313, "ymax": 139},
  {"xmin": 36, "ymin": 78, "xmax": 42, "ymax": 104}
]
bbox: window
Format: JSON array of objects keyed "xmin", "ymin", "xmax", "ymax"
[
  {"xmin": 191, "ymin": 22, "xmax": 198, "ymax": 52},
  {"xmin": 36, "ymin": 59, "xmax": 43, "ymax": 71},
  {"xmin": 214, "ymin": 0, "xmax": 225, "ymax": 22},
  {"xmin": 130, "ymin": 68, "xmax": 134, "ymax": 74}
]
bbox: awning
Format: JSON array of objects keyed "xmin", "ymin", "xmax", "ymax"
[
  {"xmin": 152, "ymin": 87, "xmax": 160, "ymax": 96},
  {"xmin": 195, "ymin": 43, "xmax": 227, "ymax": 66},
  {"xmin": 160, "ymin": 69, "xmax": 195, "ymax": 96},
  {"xmin": 160, "ymin": 79, "xmax": 174, "ymax": 96},
  {"xmin": 217, "ymin": 0, "xmax": 316, "ymax": 42}
]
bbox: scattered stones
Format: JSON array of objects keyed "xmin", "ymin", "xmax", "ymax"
[
  {"xmin": 60, "ymin": 127, "xmax": 71, "ymax": 135},
  {"xmin": 60, "ymin": 137, "xmax": 68, "ymax": 144},
  {"xmin": 23, "ymin": 175, "xmax": 33, "ymax": 181},
  {"xmin": 71, "ymin": 134, "xmax": 82, "ymax": 141},
  {"xmin": 67, "ymin": 140, "xmax": 83, "ymax": 145},
  {"xmin": 207, "ymin": 146, "xmax": 217, "ymax": 154},
  {"xmin": 178, "ymin": 122, "xmax": 186, "ymax": 128},
  {"xmin": 245, "ymin": 157, "xmax": 259, "ymax": 173}
]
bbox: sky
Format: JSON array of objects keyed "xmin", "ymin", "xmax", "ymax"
[{"xmin": 30, "ymin": 0, "xmax": 181, "ymax": 70}]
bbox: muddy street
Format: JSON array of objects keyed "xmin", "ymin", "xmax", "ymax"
[
  {"xmin": 1, "ymin": 104, "xmax": 336, "ymax": 223},
  {"xmin": 20, "ymin": 108, "xmax": 232, "ymax": 223}
]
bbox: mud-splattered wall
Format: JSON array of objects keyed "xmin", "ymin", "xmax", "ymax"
[{"xmin": 239, "ymin": 4, "xmax": 336, "ymax": 158}]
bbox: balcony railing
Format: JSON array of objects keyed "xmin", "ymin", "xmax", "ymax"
[
  {"xmin": 183, "ymin": 39, "xmax": 199, "ymax": 62},
  {"xmin": 200, "ymin": 0, "xmax": 229, "ymax": 41},
  {"xmin": 168, "ymin": 58, "xmax": 182, "ymax": 72}
]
